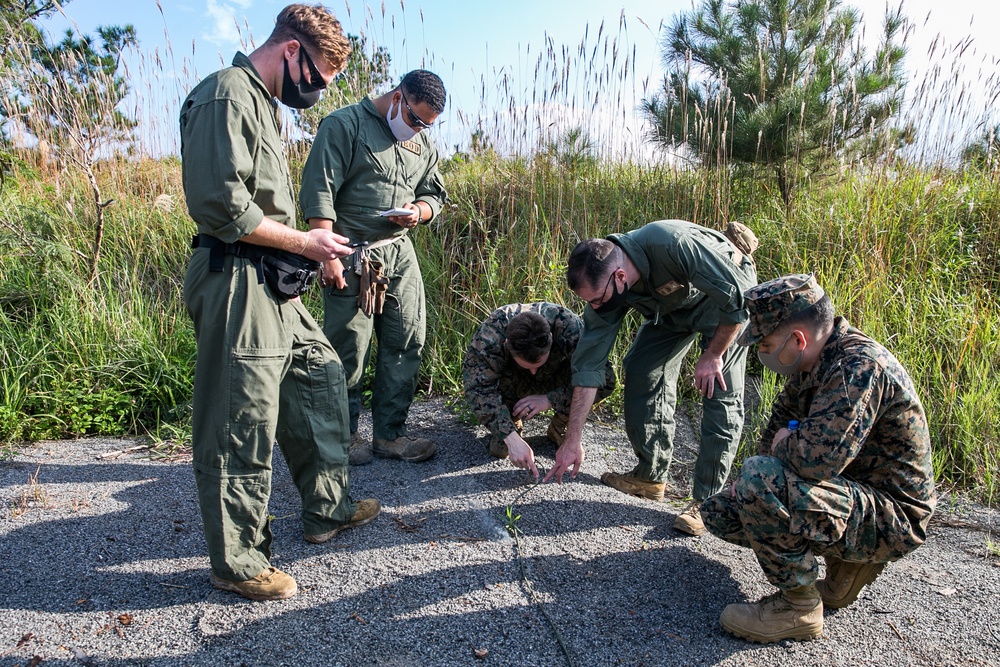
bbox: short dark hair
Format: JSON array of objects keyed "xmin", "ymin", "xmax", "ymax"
[
  {"xmin": 566, "ymin": 239, "xmax": 620, "ymax": 291},
  {"xmin": 400, "ymin": 70, "xmax": 446, "ymax": 114},
  {"xmin": 506, "ymin": 311, "xmax": 552, "ymax": 364},
  {"xmin": 774, "ymin": 295, "xmax": 834, "ymax": 337}
]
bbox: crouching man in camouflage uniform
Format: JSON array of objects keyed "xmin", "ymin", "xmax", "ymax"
[
  {"xmin": 702, "ymin": 274, "xmax": 935, "ymax": 643},
  {"xmin": 463, "ymin": 303, "xmax": 616, "ymax": 478}
]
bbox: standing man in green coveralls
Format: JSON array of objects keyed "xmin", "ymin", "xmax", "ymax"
[
  {"xmin": 547, "ymin": 220, "xmax": 757, "ymax": 537},
  {"xmin": 181, "ymin": 4, "xmax": 380, "ymax": 602},
  {"xmin": 300, "ymin": 70, "xmax": 447, "ymax": 466},
  {"xmin": 702, "ymin": 274, "xmax": 934, "ymax": 643}
]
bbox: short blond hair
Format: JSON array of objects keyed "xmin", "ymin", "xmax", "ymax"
[{"xmin": 268, "ymin": 4, "xmax": 351, "ymax": 74}]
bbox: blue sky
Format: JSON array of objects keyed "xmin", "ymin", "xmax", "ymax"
[{"xmin": 37, "ymin": 0, "xmax": 1000, "ymax": 158}]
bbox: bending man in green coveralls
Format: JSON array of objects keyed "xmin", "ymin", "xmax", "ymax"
[
  {"xmin": 702, "ymin": 274, "xmax": 935, "ymax": 643},
  {"xmin": 181, "ymin": 4, "xmax": 379, "ymax": 602},
  {"xmin": 301, "ymin": 70, "xmax": 448, "ymax": 466},
  {"xmin": 548, "ymin": 220, "xmax": 757, "ymax": 537}
]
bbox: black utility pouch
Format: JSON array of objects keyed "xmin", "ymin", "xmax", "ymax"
[
  {"xmin": 191, "ymin": 234, "xmax": 320, "ymax": 301},
  {"xmin": 258, "ymin": 250, "xmax": 321, "ymax": 300}
]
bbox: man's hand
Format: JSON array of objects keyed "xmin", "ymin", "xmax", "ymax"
[
  {"xmin": 320, "ymin": 257, "xmax": 347, "ymax": 289},
  {"xmin": 301, "ymin": 228, "xmax": 353, "ymax": 262},
  {"xmin": 694, "ymin": 350, "xmax": 726, "ymax": 399},
  {"xmin": 388, "ymin": 202, "xmax": 421, "ymax": 229},
  {"xmin": 512, "ymin": 394, "xmax": 551, "ymax": 421},
  {"xmin": 543, "ymin": 439, "xmax": 584, "ymax": 484},
  {"xmin": 504, "ymin": 432, "xmax": 539, "ymax": 479}
]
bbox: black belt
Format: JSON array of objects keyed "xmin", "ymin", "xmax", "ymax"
[{"xmin": 191, "ymin": 234, "xmax": 261, "ymax": 273}]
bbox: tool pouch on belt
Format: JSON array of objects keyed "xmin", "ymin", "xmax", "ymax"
[
  {"xmin": 191, "ymin": 234, "xmax": 320, "ymax": 301},
  {"xmin": 258, "ymin": 250, "xmax": 321, "ymax": 301},
  {"xmin": 723, "ymin": 221, "xmax": 759, "ymax": 257},
  {"xmin": 357, "ymin": 256, "xmax": 389, "ymax": 317}
]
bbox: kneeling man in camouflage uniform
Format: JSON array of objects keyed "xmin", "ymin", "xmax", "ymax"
[
  {"xmin": 702, "ymin": 274, "xmax": 935, "ymax": 642},
  {"xmin": 463, "ymin": 303, "xmax": 616, "ymax": 478}
]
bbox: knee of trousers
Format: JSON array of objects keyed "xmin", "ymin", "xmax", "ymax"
[{"xmin": 734, "ymin": 455, "xmax": 790, "ymax": 504}]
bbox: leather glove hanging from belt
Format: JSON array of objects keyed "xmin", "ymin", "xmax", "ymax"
[
  {"xmin": 723, "ymin": 221, "xmax": 759, "ymax": 265},
  {"xmin": 357, "ymin": 256, "xmax": 389, "ymax": 317}
]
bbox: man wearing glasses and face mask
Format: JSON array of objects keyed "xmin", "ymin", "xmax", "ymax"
[
  {"xmin": 699, "ymin": 274, "xmax": 934, "ymax": 643},
  {"xmin": 181, "ymin": 4, "xmax": 380, "ymax": 602},
  {"xmin": 549, "ymin": 220, "xmax": 758, "ymax": 539},
  {"xmin": 301, "ymin": 70, "xmax": 447, "ymax": 467}
]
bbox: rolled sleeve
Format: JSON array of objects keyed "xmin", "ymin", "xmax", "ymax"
[
  {"xmin": 571, "ymin": 307, "xmax": 625, "ymax": 387},
  {"xmin": 414, "ymin": 154, "xmax": 446, "ymax": 221},
  {"xmin": 181, "ymin": 99, "xmax": 264, "ymax": 242},
  {"xmin": 300, "ymin": 115, "xmax": 354, "ymax": 223}
]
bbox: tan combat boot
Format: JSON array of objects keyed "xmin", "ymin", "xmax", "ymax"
[
  {"xmin": 373, "ymin": 435, "xmax": 437, "ymax": 462},
  {"xmin": 304, "ymin": 498, "xmax": 382, "ymax": 544},
  {"xmin": 719, "ymin": 584, "xmax": 824, "ymax": 643},
  {"xmin": 348, "ymin": 431, "xmax": 374, "ymax": 466},
  {"xmin": 817, "ymin": 555, "xmax": 886, "ymax": 608},
  {"xmin": 673, "ymin": 499, "xmax": 707, "ymax": 536},
  {"xmin": 210, "ymin": 566, "xmax": 298, "ymax": 601},
  {"xmin": 600, "ymin": 471, "xmax": 666, "ymax": 501}
]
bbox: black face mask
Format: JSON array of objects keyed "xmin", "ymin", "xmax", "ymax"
[
  {"xmin": 594, "ymin": 275, "xmax": 628, "ymax": 314},
  {"xmin": 280, "ymin": 51, "xmax": 322, "ymax": 109}
]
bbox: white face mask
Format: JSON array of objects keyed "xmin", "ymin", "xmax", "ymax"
[{"xmin": 385, "ymin": 97, "xmax": 418, "ymax": 142}]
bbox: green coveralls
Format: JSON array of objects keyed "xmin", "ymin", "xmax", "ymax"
[
  {"xmin": 181, "ymin": 53, "xmax": 355, "ymax": 581},
  {"xmin": 572, "ymin": 220, "xmax": 758, "ymax": 500},
  {"xmin": 701, "ymin": 318, "xmax": 936, "ymax": 589},
  {"xmin": 300, "ymin": 97, "xmax": 446, "ymax": 440}
]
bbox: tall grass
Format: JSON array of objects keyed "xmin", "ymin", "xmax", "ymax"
[{"xmin": 0, "ymin": 6, "xmax": 997, "ymax": 503}]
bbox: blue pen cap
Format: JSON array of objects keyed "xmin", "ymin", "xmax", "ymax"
[{"xmin": 788, "ymin": 420, "xmax": 799, "ymax": 431}]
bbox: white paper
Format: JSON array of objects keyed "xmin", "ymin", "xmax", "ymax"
[{"xmin": 378, "ymin": 208, "xmax": 412, "ymax": 217}]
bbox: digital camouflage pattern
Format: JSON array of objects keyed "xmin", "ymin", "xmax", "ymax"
[
  {"xmin": 702, "ymin": 317, "xmax": 935, "ymax": 589},
  {"xmin": 463, "ymin": 303, "xmax": 615, "ymax": 443},
  {"xmin": 737, "ymin": 273, "xmax": 825, "ymax": 346}
]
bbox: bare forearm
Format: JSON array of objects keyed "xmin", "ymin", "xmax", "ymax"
[
  {"xmin": 242, "ymin": 217, "xmax": 310, "ymax": 253},
  {"xmin": 565, "ymin": 386, "xmax": 598, "ymax": 442},
  {"xmin": 706, "ymin": 322, "xmax": 741, "ymax": 358}
]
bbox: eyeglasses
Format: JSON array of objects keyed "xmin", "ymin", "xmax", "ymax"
[
  {"xmin": 587, "ymin": 269, "xmax": 619, "ymax": 309},
  {"xmin": 299, "ymin": 46, "xmax": 327, "ymax": 91},
  {"xmin": 400, "ymin": 90, "xmax": 433, "ymax": 129}
]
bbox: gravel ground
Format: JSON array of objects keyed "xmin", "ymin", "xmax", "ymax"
[{"xmin": 1, "ymin": 398, "xmax": 999, "ymax": 667}]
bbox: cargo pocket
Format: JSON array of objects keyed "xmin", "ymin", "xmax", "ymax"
[{"xmin": 787, "ymin": 476, "xmax": 854, "ymax": 545}]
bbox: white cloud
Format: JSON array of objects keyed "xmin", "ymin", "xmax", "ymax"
[{"xmin": 201, "ymin": 0, "xmax": 251, "ymax": 50}]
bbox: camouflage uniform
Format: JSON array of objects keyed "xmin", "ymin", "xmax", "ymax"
[
  {"xmin": 702, "ymin": 275, "xmax": 935, "ymax": 591},
  {"xmin": 572, "ymin": 220, "xmax": 758, "ymax": 499},
  {"xmin": 463, "ymin": 303, "xmax": 615, "ymax": 445}
]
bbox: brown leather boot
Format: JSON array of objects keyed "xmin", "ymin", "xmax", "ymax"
[
  {"xmin": 373, "ymin": 435, "xmax": 437, "ymax": 462},
  {"xmin": 817, "ymin": 555, "xmax": 886, "ymax": 608},
  {"xmin": 304, "ymin": 498, "xmax": 382, "ymax": 544},
  {"xmin": 719, "ymin": 584, "xmax": 823, "ymax": 643},
  {"xmin": 673, "ymin": 500, "xmax": 707, "ymax": 536},
  {"xmin": 600, "ymin": 471, "xmax": 666, "ymax": 501},
  {"xmin": 210, "ymin": 567, "xmax": 297, "ymax": 601},
  {"xmin": 348, "ymin": 431, "xmax": 374, "ymax": 466}
]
